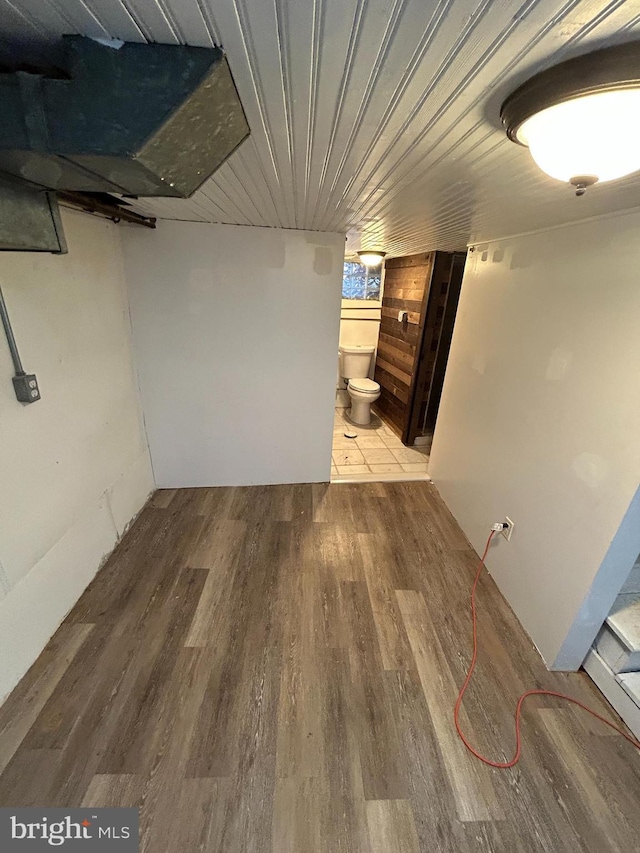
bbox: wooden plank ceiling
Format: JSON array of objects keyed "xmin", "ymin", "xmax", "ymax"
[{"xmin": 2, "ymin": 0, "xmax": 640, "ymax": 254}]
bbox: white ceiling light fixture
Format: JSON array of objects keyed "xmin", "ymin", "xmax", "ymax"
[
  {"xmin": 357, "ymin": 250, "xmax": 386, "ymax": 267},
  {"xmin": 501, "ymin": 42, "xmax": 640, "ymax": 195}
]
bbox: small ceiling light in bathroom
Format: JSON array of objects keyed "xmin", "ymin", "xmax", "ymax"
[
  {"xmin": 500, "ymin": 41, "xmax": 640, "ymax": 195},
  {"xmin": 358, "ymin": 250, "xmax": 386, "ymax": 266}
]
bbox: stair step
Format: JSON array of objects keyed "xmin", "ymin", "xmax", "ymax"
[
  {"xmin": 607, "ymin": 592, "xmax": 640, "ymax": 649},
  {"xmin": 583, "ymin": 649, "xmax": 640, "ymax": 740},
  {"xmin": 595, "ymin": 625, "xmax": 640, "ymax": 674},
  {"xmin": 620, "ymin": 561, "xmax": 640, "ymax": 595},
  {"xmin": 595, "ymin": 593, "xmax": 640, "ymax": 673},
  {"xmin": 617, "ymin": 672, "xmax": 640, "ymax": 710}
]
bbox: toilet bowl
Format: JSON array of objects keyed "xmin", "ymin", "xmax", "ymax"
[
  {"xmin": 338, "ymin": 345, "xmax": 381, "ymax": 425},
  {"xmin": 347, "ymin": 377, "xmax": 381, "ymax": 425}
]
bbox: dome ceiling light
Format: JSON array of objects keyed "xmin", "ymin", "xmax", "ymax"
[
  {"xmin": 357, "ymin": 250, "xmax": 386, "ymax": 267},
  {"xmin": 500, "ymin": 42, "xmax": 640, "ymax": 196}
]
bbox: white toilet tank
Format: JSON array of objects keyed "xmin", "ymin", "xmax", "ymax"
[{"xmin": 339, "ymin": 345, "xmax": 375, "ymax": 379}]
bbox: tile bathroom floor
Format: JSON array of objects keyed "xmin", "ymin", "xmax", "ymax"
[{"xmin": 331, "ymin": 406, "xmax": 430, "ymax": 482}]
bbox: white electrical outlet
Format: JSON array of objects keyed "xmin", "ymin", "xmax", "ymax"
[{"xmin": 501, "ymin": 517, "xmax": 514, "ymax": 541}]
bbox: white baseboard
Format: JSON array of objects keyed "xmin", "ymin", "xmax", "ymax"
[
  {"xmin": 0, "ymin": 499, "xmax": 118, "ymax": 704},
  {"xmin": 0, "ymin": 453, "xmax": 154, "ymax": 705},
  {"xmin": 332, "ymin": 471, "xmax": 431, "ymax": 484}
]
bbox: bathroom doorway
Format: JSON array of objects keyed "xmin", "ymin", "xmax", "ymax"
[
  {"xmin": 331, "ymin": 249, "xmax": 466, "ymax": 483},
  {"xmin": 331, "ymin": 257, "xmax": 429, "ymax": 483}
]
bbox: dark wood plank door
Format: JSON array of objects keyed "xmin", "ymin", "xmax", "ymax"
[
  {"xmin": 373, "ymin": 253, "xmax": 435, "ymax": 437},
  {"xmin": 373, "ymin": 251, "xmax": 466, "ymax": 445},
  {"xmin": 405, "ymin": 251, "xmax": 466, "ymax": 444}
]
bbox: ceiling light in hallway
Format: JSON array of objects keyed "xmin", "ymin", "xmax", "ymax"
[
  {"xmin": 501, "ymin": 42, "xmax": 640, "ymax": 195},
  {"xmin": 357, "ymin": 250, "xmax": 386, "ymax": 266}
]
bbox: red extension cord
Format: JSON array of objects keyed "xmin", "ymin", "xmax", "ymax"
[{"xmin": 454, "ymin": 529, "xmax": 640, "ymax": 768}]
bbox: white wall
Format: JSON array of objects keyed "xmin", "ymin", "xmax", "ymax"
[
  {"xmin": 339, "ymin": 307, "xmax": 381, "ymax": 352},
  {"xmin": 429, "ymin": 209, "xmax": 640, "ymax": 669},
  {"xmin": 122, "ymin": 221, "xmax": 344, "ymax": 487},
  {"xmin": 0, "ymin": 209, "xmax": 154, "ymax": 701}
]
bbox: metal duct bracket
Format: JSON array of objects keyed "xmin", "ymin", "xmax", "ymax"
[
  {"xmin": 0, "ymin": 173, "xmax": 66, "ymax": 252},
  {"xmin": 0, "ymin": 36, "xmax": 250, "ymax": 198}
]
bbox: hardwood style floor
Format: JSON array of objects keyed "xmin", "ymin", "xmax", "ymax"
[{"xmin": 0, "ymin": 482, "xmax": 638, "ymax": 852}]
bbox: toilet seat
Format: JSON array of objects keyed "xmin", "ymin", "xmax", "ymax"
[{"xmin": 348, "ymin": 378, "xmax": 379, "ymax": 394}]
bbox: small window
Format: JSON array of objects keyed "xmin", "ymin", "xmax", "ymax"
[{"xmin": 342, "ymin": 262, "xmax": 382, "ymax": 302}]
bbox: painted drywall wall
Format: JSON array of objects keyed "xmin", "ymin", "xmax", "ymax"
[
  {"xmin": 122, "ymin": 221, "xmax": 344, "ymax": 487},
  {"xmin": 429, "ymin": 209, "xmax": 640, "ymax": 669},
  {"xmin": 0, "ymin": 209, "xmax": 154, "ymax": 702},
  {"xmin": 339, "ymin": 307, "xmax": 381, "ymax": 352}
]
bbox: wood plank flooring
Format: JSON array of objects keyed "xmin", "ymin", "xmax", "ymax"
[{"xmin": 0, "ymin": 482, "xmax": 639, "ymax": 852}]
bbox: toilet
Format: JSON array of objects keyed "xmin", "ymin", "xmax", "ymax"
[{"xmin": 338, "ymin": 345, "xmax": 381, "ymax": 425}]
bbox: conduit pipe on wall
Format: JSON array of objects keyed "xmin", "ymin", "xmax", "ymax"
[{"xmin": 0, "ymin": 283, "xmax": 40, "ymax": 403}]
